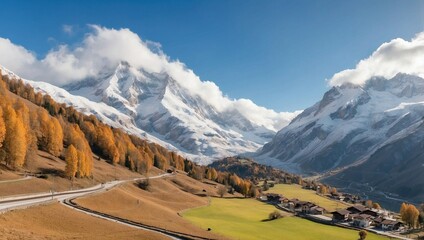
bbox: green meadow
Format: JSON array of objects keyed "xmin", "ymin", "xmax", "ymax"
[{"xmin": 183, "ymin": 198, "xmax": 387, "ymax": 240}]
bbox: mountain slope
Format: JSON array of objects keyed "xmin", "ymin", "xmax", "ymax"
[
  {"xmin": 256, "ymin": 73, "xmax": 424, "ymax": 174},
  {"xmin": 1, "ymin": 64, "xmax": 298, "ymax": 164}
]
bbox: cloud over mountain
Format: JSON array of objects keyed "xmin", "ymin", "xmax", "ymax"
[
  {"xmin": 0, "ymin": 25, "xmax": 297, "ymax": 131},
  {"xmin": 329, "ymin": 32, "xmax": 424, "ymax": 86}
]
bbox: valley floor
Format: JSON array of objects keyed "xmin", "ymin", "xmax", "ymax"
[{"xmin": 182, "ymin": 197, "xmax": 388, "ymax": 240}]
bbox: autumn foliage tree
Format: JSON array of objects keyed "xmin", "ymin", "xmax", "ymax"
[
  {"xmin": 96, "ymin": 125, "xmax": 119, "ymax": 164},
  {"xmin": 0, "ymin": 107, "xmax": 5, "ymax": 148},
  {"xmin": 1, "ymin": 104, "xmax": 27, "ymax": 168},
  {"xmin": 401, "ymin": 203, "xmax": 420, "ymax": 228},
  {"xmin": 401, "ymin": 203, "xmax": 419, "ymax": 228},
  {"xmin": 65, "ymin": 124, "xmax": 93, "ymax": 177},
  {"xmin": 47, "ymin": 118, "xmax": 63, "ymax": 157},
  {"xmin": 65, "ymin": 144, "xmax": 78, "ymax": 179}
]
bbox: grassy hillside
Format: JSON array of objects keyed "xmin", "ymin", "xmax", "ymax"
[
  {"xmin": 75, "ymin": 173, "xmax": 229, "ymax": 239},
  {"xmin": 183, "ymin": 198, "xmax": 388, "ymax": 240},
  {"xmin": 265, "ymin": 184, "xmax": 350, "ymax": 212}
]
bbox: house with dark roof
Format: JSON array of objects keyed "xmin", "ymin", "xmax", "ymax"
[
  {"xmin": 347, "ymin": 205, "xmax": 368, "ymax": 214},
  {"xmin": 310, "ymin": 205, "xmax": 325, "ymax": 215},
  {"xmin": 352, "ymin": 214, "xmax": 373, "ymax": 228},
  {"xmin": 292, "ymin": 201, "xmax": 318, "ymax": 214},
  {"xmin": 361, "ymin": 209, "xmax": 379, "ymax": 217},
  {"xmin": 381, "ymin": 219, "xmax": 403, "ymax": 231},
  {"xmin": 331, "ymin": 209, "xmax": 350, "ymax": 222},
  {"xmin": 373, "ymin": 216, "xmax": 384, "ymax": 228}
]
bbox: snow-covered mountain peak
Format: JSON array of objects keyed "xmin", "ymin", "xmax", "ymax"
[
  {"xmin": 257, "ymin": 73, "xmax": 424, "ymax": 173},
  {"xmin": 1, "ymin": 63, "xmax": 299, "ymax": 164}
]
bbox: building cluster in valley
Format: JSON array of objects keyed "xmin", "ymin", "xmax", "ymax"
[
  {"xmin": 331, "ymin": 205, "xmax": 403, "ymax": 231},
  {"xmin": 260, "ymin": 193, "xmax": 328, "ymax": 216},
  {"xmin": 260, "ymin": 193, "xmax": 404, "ymax": 232}
]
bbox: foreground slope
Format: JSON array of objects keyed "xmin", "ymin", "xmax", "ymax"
[
  {"xmin": 0, "ymin": 203, "xmax": 168, "ymax": 240},
  {"xmin": 75, "ymin": 173, "xmax": 228, "ymax": 239}
]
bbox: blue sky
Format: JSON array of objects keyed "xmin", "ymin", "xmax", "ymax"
[{"xmin": 1, "ymin": 0, "xmax": 424, "ymax": 111}]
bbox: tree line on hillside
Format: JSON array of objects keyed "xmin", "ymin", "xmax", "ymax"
[{"xmin": 0, "ymin": 71, "xmax": 255, "ymax": 196}]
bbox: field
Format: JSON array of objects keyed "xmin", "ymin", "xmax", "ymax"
[
  {"xmin": 183, "ymin": 198, "xmax": 388, "ymax": 240},
  {"xmin": 266, "ymin": 184, "xmax": 350, "ymax": 212}
]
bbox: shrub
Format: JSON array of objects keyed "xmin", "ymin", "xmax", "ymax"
[
  {"xmin": 217, "ymin": 185, "xmax": 227, "ymax": 198},
  {"xmin": 136, "ymin": 178, "xmax": 150, "ymax": 190},
  {"xmin": 358, "ymin": 230, "xmax": 367, "ymax": 240},
  {"xmin": 37, "ymin": 174, "xmax": 48, "ymax": 179},
  {"xmin": 268, "ymin": 211, "xmax": 283, "ymax": 220}
]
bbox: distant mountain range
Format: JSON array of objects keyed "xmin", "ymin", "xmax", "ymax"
[{"xmin": 255, "ymin": 73, "xmax": 424, "ymax": 206}]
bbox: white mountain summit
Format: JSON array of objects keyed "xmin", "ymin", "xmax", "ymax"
[
  {"xmin": 256, "ymin": 73, "xmax": 424, "ymax": 174},
  {"xmin": 1, "ymin": 63, "xmax": 299, "ymax": 164}
]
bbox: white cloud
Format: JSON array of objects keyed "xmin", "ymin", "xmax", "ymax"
[
  {"xmin": 329, "ymin": 32, "xmax": 424, "ymax": 86},
  {"xmin": 0, "ymin": 25, "xmax": 299, "ymax": 130},
  {"xmin": 62, "ymin": 24, "xmax": 74, "ymax": 35}
]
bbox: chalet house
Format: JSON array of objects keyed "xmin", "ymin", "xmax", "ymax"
[
  {"xmin": 347, "ymin": 205, "xmax": 367, "ymax": 214},
  {"xmin": 381, "ymin": 219, "xmax": 403, "ymax": 231},
  {"xmin": 301, "ymin": 202, "xmax": 317, "ymax": 214},
  {"xmin": 361, "ymin": 209, "xmax": 379, "ymax": 217},
  {"xmin": 331, "ymin": 209, "xmax": 350, "ymax": 222},
  {"xmin": 293, "ymin": 201, "xmax": 316, "ymax": 214},
  {"xmin": 282, "ymin": 198, "xmax": 300, "ymax": 211},
  {"xmin": 352, "ymin": 214, "xmax": 373, "ymax": 228},
  {"xmin": 310, "ymin": 206, "xmax": 325, "ymax": 215},
  {"xmin": 373, "ymin": 217, "xmax": 384, "ymax": 228}
]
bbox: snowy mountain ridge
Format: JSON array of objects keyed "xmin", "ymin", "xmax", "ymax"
[
  {"xmin": 256, "ymin": 73, "xmax": 424, "ymax": 173},
  {"xmin": 1, "ymin": 64, "xmax": 299, "ymax": 164}
]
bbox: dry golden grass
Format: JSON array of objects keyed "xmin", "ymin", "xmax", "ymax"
[
  {"xmin": 0, "ymin": 202, "xmax": 169, "ymax": 240},
  {"xmin": 75, "ymin": 173, "xmax": 230, "ymax": 240}
]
